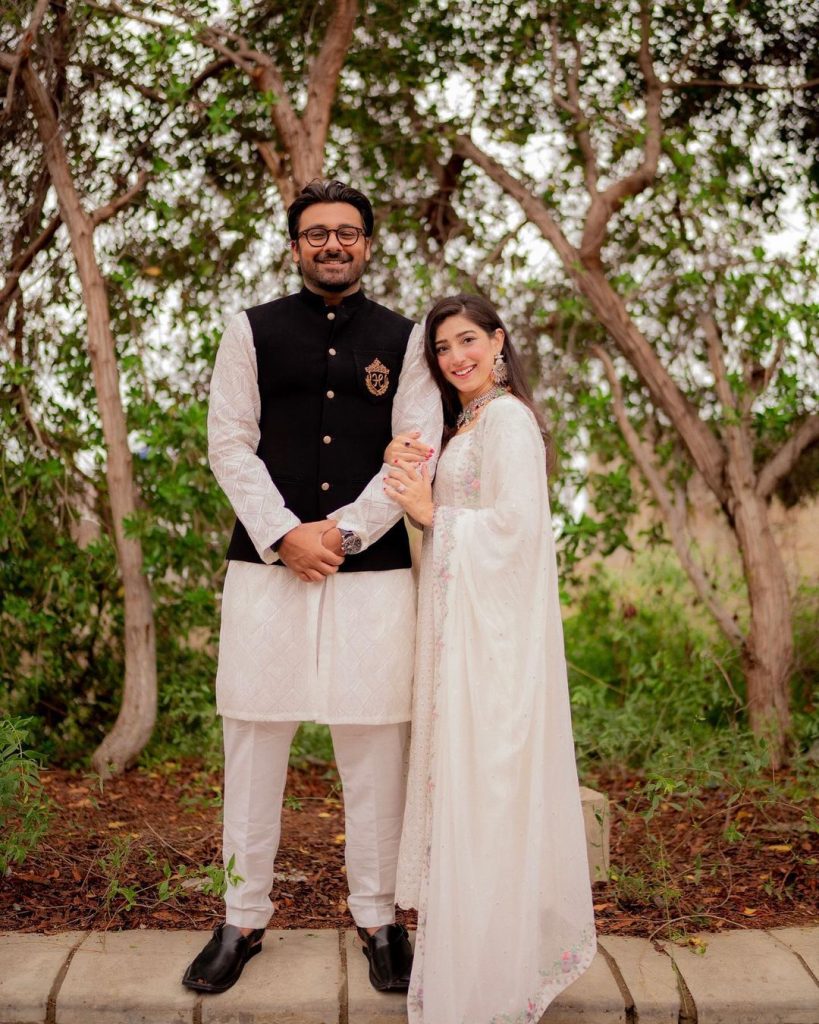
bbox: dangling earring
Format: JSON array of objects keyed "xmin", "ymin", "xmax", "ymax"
[{"xmin": 491, "ymin": 350, "xmax": 508, "ymax": 386}]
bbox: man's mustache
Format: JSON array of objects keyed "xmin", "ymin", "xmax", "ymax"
[{"xmin": 316, "ymin": 253, "xmax": 352, "ymax": 263}]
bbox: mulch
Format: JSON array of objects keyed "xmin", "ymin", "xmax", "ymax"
[{"xmin": 2, "ymin": 761, "xmax": 817, "ymax": 939}]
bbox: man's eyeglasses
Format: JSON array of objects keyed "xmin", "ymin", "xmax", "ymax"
[{"xmin": 297, "ymin": 225, "xmax": 368, "ymax": 247}]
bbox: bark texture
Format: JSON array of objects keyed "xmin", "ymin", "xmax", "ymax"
[{"xmin": 18, "ymin": 57, "xmax": 156, "ymax": 776}]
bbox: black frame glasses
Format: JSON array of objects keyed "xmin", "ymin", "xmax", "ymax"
[{"xmin": 296, "ymin": 225, "xmax": 368, "ymax": 247}]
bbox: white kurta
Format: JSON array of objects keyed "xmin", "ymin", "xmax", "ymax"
[
  {"xmin": 396, "ymin": 396, "xmax": 596, "ymax": 1024},
  {"xmin": 208, "ymin": 309, "xmax": 443, "ymax": 724}
]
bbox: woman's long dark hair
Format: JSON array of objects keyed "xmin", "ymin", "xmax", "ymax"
[{"xmin": 423, "ymin": 294, "xmax": 550, "ymax": 454}]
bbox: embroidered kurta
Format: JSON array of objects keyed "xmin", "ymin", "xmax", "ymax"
[
  {"xmin": 396, "ymin": 396, "xmax": 596, "ymax": 1024},
  {"xmin": 208, "ymin": 307, "xmax": 443, "ymax": 723}
]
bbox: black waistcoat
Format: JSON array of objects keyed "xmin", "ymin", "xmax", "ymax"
[{"xmin": 225, "ymin": 287, "xmax": 415, "ymax": 572}]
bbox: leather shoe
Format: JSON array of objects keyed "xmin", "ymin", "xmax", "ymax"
[
  {"xmin": 182, "ymin": 923, "xmax": 265, "ymax": 993},
  {"xmin": 357, "ymin": 924, "xmax": 413, "ymax": 992}
]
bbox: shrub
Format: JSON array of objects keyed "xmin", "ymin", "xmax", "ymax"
[
  {"xmin": 0, "ymin": 717, "xmax": 51, "ymax": 873},
  {"xmin": 564, "ymin": 554, "xmax": 817, "ymax": 771}
]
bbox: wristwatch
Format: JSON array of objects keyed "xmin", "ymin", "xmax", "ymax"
[{"xmin": 338, "ymin": 529, "xmax": 362, "ymax": 556}]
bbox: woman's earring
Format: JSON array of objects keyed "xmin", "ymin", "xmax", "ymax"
[{"xmin": 491, "ymin": 351, "xmax": 508, "ymax": 385}]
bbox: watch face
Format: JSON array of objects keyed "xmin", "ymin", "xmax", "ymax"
[{"xmin": 341, "ymin": 531, "xmax": 362, "ymax": 555}]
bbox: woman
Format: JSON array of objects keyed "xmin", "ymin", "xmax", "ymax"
[{"xmin": 383, "ymin": 294, "xmax": 596, "ymax": 1024}]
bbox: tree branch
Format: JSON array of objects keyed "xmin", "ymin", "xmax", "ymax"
[
  {"xmin": 90, "ymin": 169, "xmax": 150, "ymax": 226},
  {"xmin": 197, "ymin": 31, "xmax": 309, "ymax": 184},
  {"xmin": 548, "ymin": 21, "xmax": 599, "ymax": 193},
  {"xmin": 549, "ymin": 22, "xmax": 599, "ymax": 195},
  {"xmin": 2, "ymin": 0, "xmax": 50, "ymax": 119},
  {"xmin": 255, "ymin": 140, "xmax": 296, "ymax": 207},
  {"xmin": 303, "ymin": 0, "xmax": 358, "ymax": 155},
  {"xmin": 758, "ymin": 334, "xmax": 787, "ymax": 395},
  {"xmin": 701, "ymin": 312, "xmax": 737, "ymax": 413},
  {"xmin": 88, "ymin": 0, "xmax": 348, "ymax": 192},
  {"xmin": 83, "ymin": 0, "xmax": 168, "ymax": 32},
  {"xmin": 452, "ymin": 132, "xmax": 579, "ymax": 267},
  {"xmin": 190, "ymin": 56, "xmax": 232, "ymax": 94},
  {"xmin": 670, "ymin": 77, "xmax": 819, "ymax": 92},
  {"xmin": 0, "ymin": 163, "xmax": 57, "ymax": 315},
  {"xmin": 592, "ymin": 344, "xmax": 744, "ymax": 648},
  {"xmin": 0, "ymin": 211, "xmax": 61, "ymax": 309},
  {"xmin": 83, "ymin": 61, "xmax": 166, "ymax": 103},
  {"xmin": 701, "ymin": 309, "xmax": 762, "ymax": 511},
  {"xmin": 757, "ymin": 415, "xmax": 819, "ymax": 500},
  {"xmin": 581, "ymin": 2, "xmax": 663, "ymax": 263},
  {"xmin": 202, "ymin": 0, "xmax": 356, "ymax": 187},
  {"xmin": 476, "ymin": 219, "xmax": 525, "ymax": 279},
  {"xmin": 453, "ymin": 128, "xmax": 729, "ymax": 501}
]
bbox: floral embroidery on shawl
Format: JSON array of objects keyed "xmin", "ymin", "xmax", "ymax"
[
  {"xmin": 409, "ymin": 501, "xmax": 464, "ymax": 1016},
  {"xmin": 409, "ymin": 422, "xmax": 485, "ymax": 1016},
  {"xmin": 486, "ymin": 926, "xmax": 597, "ymax": 1024}
]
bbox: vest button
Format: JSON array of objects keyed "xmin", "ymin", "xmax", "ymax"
[
  {"xmin": 326, "ymin": 390, "xmax": 335, "ymax": 399},
  {"xmin": 323, "ymin": 435, "xmax": 332, "ymax": 444},
  {"xmin": 326, "ymin": 311, "xmax": 336, "ymax": 320},
  {"xmin": 321, "ymin": 482, "xmax": 330, "ymax": 491},
  {"xmin": 328, "ymin": 347, "xmax": 337, "ymax": 356}
]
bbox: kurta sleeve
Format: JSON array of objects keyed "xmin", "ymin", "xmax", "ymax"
[
  {"xmin": 328, "ymin": 322, "xmax": 443, "ymax": 550},
  {"xmin": 207, "ymin": 312, "xmax": 301, "ymax": 564}
]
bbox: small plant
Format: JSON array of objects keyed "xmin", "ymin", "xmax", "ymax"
[
  {"xmin": 0, "ymin": 717, "xmax": 51, "ymax": 873},
  {"xmin": 99, "ymin": 835, "xmax": 139, "ymax": 912},
  {"xmin": 155, "ymin": 852, "xmax": 244, "ymax": 901}
]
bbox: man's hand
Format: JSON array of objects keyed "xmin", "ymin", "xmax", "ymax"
[
  {"xmin": 321, "ymin": 526, "xmax": 344, "ymax": 557},
  {"xmin": 278, "ymin": 520, "xmax": 344, "ymax": 582}
]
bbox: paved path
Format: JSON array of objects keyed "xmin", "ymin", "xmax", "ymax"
[{"xmin": 1, "ymin": 926, "xmax": 817, "ymax": 1023}]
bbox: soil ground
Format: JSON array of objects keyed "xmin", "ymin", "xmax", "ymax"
[{"xmin": 3, "ymin": 761, "xmax": 817, "ymax": 940}]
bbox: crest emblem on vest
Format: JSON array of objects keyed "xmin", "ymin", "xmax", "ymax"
[{"xmin": 364, "ymin": 358, "xmax": 390, "ymax": 397}]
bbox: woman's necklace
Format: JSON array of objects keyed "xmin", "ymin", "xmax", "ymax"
[{"xmin": 455, "ymin": 384, "xmax": 509, "ymax": 430}]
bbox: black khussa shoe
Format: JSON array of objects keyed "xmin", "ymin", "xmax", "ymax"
[
  {"xmin": 182, "ymin": 924, "xmax": 265, "ymax": 993},
  {"xmin": 356, "ymin": 924, "xmax": 413, "ymax": 993}
]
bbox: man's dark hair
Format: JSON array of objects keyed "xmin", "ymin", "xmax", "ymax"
[{"xmin": 287, "ymin": 179, "xmax": 374, "ymax": 240}]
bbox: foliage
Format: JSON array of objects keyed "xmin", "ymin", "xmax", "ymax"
[
  {"xmin": 790, "ymin": 585, "xmax": 819, "ymax": 746},
  {"xmin": 1, "ymin": 0, "xmax": 817, "ymax": 769},
  {"xmin": 568, "ymin": 558, "xmax": 818, "ymax": 936},
  {"xmin": 290, "ymin": 723, "xmax": 335, "ymax": 767},
  {"xmin": 565, "ymin": 555, "xmax": 818, "ymax": 769},
  {"xmin": 0, "ymin": 717, "xmax": 51, "ymax": 873}
]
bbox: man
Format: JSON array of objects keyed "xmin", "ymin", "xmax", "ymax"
[{"xmin": 182, "ymin": 180, "xmax": 442, "ymax": 996}]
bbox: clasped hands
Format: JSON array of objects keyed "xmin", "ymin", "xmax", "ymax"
[
  {"xmin": 277, "ymin": 521, "xmax": 344, "ymax": 582},
  {"xmin": 278, "ymin": 431, "xmax": 436, "ymax": 581}
]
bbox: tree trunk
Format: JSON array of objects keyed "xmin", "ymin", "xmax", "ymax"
[
  {"xmin": 586, "ymin": 269, "xmax": 792, "ymax": 764},
  {"xmin": 732, "ymin": 488, "xmax": 793, "ymax": 765},
  {"xmin": 21, "ymin": 61, "xmax": 157, "ymax": 776}
]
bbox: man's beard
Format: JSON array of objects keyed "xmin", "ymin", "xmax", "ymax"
[{"xmin": 301, "ymin": 253, "xmax": 365, "ymax": 293}]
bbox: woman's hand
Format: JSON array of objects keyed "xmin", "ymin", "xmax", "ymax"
[
  {"xmin": 384, "ymin": 430, "xmax": 435, "ymax": 467},
  {"xmin": 383, "ymin": 460, "xmax": 435, "ymax": 527}
]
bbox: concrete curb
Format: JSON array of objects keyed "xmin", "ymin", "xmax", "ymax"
[{"xmin": 0, "ymin": 927, "xmax": 817, "ymax": 1023}]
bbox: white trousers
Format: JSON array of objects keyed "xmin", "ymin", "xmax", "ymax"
[{"xmin": 222, "ymin": 718, "xmax": 409, "ymax": 929}]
